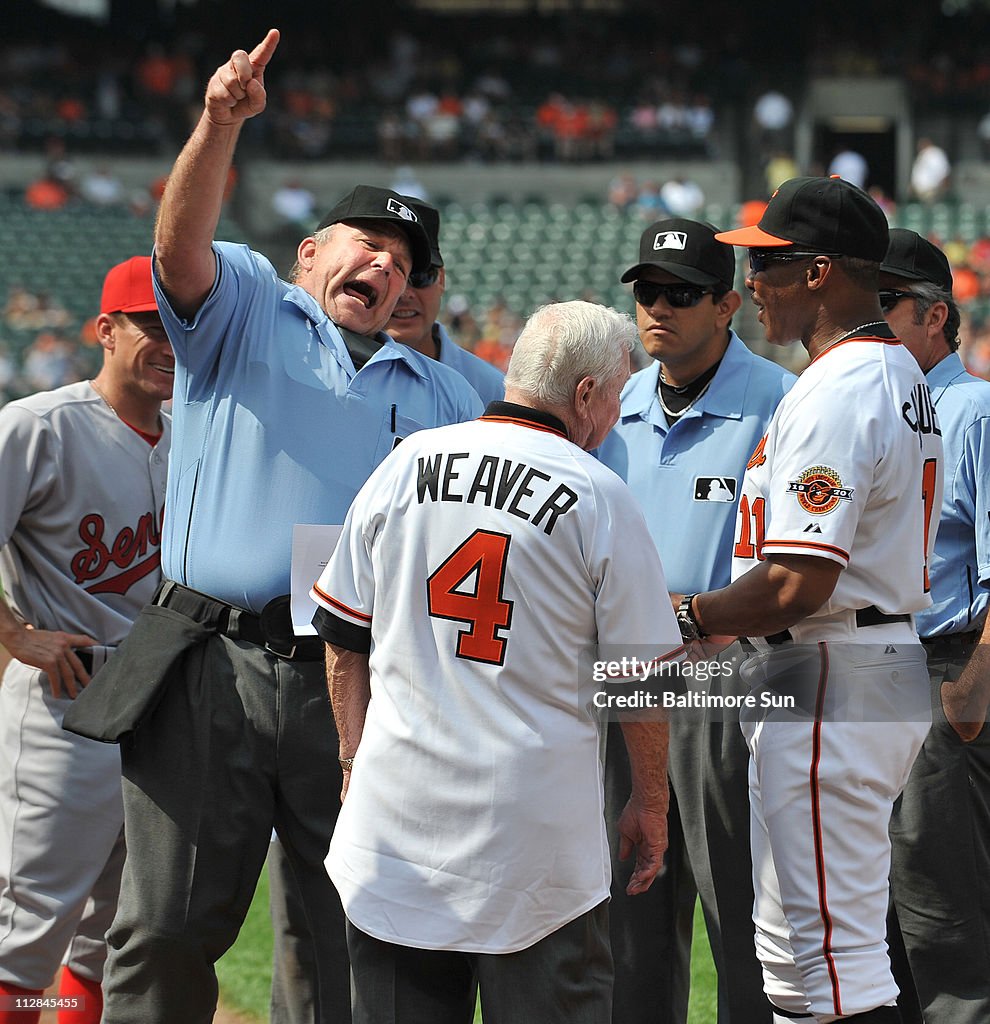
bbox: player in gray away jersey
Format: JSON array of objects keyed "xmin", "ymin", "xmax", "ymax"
[{"xmin": 0, "ymin": 256, "xmax": 172, "ymax": 1024}]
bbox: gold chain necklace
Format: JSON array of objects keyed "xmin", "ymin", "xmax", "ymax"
[{"xmin": 90, "ymin": 379, "xmax": 121, "ymax": 419}]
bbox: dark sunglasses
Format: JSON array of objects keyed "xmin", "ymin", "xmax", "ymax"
[
  {"xmin": 748, "ymin": 250, "xmax": 844, "ymax": 274},
  {"xmin": 408, "ymin": 266, "xmax": 441, "ymax": 290},
  {"xmin": 878, "ymin": 288, "xmax": 917, "ymax": 314},
  {"xmin": 633, "ymin": 281, "xmax": 715, "ymax": 309}
]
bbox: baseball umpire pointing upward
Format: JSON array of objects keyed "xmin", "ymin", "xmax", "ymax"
[
  {"xmin": 679, "ymin": 177, "xmax": 943, "ymax": 1023},
  {"xmin": 64, "ymin": 29, "xmax": 481, "ymax": 1024}
]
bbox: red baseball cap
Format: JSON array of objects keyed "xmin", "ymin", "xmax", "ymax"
[{"xmin": 100, "ymin": 256, "xmax": 158, "ymax": 314}]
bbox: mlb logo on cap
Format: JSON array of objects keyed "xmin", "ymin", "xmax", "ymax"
[
  {"xmin": 654, "ymin": 231, "xmax": 688, "ymax": 252},
  {"xmin": 386, "ymin": 198, "xmax": 419, "ymax": 222}
]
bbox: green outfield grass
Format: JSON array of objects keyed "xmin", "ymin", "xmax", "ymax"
[{"xmin": 217, "ymin": 868, "xmax": 719, "ymax": 1022}]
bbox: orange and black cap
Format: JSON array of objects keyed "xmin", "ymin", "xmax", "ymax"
[{"xmin": 716, "ymin": 176, "xmax": 889, "ymax": 262}]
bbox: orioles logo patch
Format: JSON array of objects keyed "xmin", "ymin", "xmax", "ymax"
[
  {"xmin": 747, "ymin": 435, "xmax": 768, "ymax": 469},
  {"xmin": 787, "ymin": 466, "xmax": 854, "ymax": 515}
]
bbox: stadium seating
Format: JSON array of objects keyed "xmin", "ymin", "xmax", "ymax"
[
  {"xmin": 0, "ymin": 196, "xmax": 246, "ymax": 356},
  {"xmin": 0, "ymin": 196, "xmax": 986, "ymax": 363}
]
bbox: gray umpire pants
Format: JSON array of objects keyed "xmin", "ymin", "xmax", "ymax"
[
  {"xmin": 604, "ymin": 648, "xmax": 769, "ymax": 1024},
  {"xmin": 101, "ymin": 634, "xmax": 349, "ymax": 1024},
  {"xmin": 269, "ymin": 835, "xmax": 319, "ymax": 1024},
  {"xmin": 889, "ymin": 639, "xmax": 990, "ymax": 1024},
  {"xmin": 347, "ymin": 901, "xmax": 612, "ymax": 1024}
]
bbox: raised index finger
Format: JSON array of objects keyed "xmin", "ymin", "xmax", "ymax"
[{"xmin": 249, "ymin": 28, "xmax": 280, "ymax": 70}]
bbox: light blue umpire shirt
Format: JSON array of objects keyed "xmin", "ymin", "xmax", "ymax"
[
  {"xmin": 434, "ymin": 322, "xmax": 505, "ymax": 407},
  {"xmin": 598, "ymin": 331, "xmax": 794, "ymax": 595},
  {"xmin": 919, "ymin": 350, "xmax": 990, "ymax": 637},
  {"xmin": 154, "ymin": 241, "xmax": 483, "ymax": 613}
]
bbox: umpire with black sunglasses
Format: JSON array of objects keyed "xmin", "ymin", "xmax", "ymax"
[
  {"xmin": 385, "ymin": 200, "xmax": 505, "ymax": 406},
  {"xmin": 598, "ymin": 219, "xmax": 794, "ymax": 1024},
  {"xmin": 881, "ymin": 228, "xmax": 990, "ymax": 1024}
]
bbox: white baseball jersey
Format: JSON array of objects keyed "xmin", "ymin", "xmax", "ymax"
[
  {"xmin": 0, "ymin": 381, "xmax": 170, "ymax": 642},
  {"xmin": 728, "ymin": 330, "xmax": 942, "ymax": 1018},
  {"xmin": 732, "ymin": 335, "xmax": 943, "ymax": 636},
  {"xmin": 311, "ymin": 405, "xmax": 683, "ymax": 953}
]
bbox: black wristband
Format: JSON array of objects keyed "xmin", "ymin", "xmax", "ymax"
[{"xmin": 676, "ymin": 593, "xmax": 709, "ymax": 641}]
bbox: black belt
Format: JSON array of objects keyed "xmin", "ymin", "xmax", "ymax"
[
  {"xmin": 922, "ymin": 628, "xmax": 981, "ymax": 648},
  {"xmin": 151, "ymin": 581, "xmax": 325, "ymax": 661},
  {"xmin": 75, "ymin": 647, "xmax": 115, "ymax": 673},
  {"xmin": 759, "ymin": 605, "xmax": 912, "ymax": 646}
]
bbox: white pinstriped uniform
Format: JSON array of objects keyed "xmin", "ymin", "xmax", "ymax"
[{"xmin": 730, "ymin": 334, "xmax": 943, "ymax": 1021}]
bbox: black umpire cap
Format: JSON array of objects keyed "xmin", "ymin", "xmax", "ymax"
[
  {"xmin": 318, "ymin": 185, "xmax": 432, "ymax": 274},
  {"xmin": 881, "ymin": 229, "xmax": 953, "ymax": 291},
  {"xmin": 408, "ymin": 200, "xmax": 444, "ymax": 269},
  {"xmin": 621, "ymin": 219, "xmax": 735, "ymax": 290}
]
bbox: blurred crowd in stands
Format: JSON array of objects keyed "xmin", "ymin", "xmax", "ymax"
[
  {"xmin": 0, "ymin": 283, "xmax": 101, "ymax": 404},
  {"xmin": 0, "ymin": 17, "xmax": 729, "ymax": 162},
  {"xmin": 4, "ymin": 2, "xmax": 990, "ymax": 164},
  {"xmin": 6, "ymin": 1, "xmax": 990, "ymax": 403},
  {"xmin": 7, "ymin": 184, "xmax": 990, "ymax": 406}
]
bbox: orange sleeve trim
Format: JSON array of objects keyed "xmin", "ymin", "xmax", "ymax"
[
  {"xmin": 599, "ymin": 644, "xmax": 688, "ymax": 680},
  {"xmin": 311, "ymin": 583, "xmax": 373, "ymax": 622},
  {"xmin": 650, "ymin": 643, "xmax": 688, "ymax": 664},
  {"xmin": 763, "ymin": 538, "xmax": 850, "ymax": 561}
]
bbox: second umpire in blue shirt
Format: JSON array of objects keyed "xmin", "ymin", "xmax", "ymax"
[
  {"xmin": 881, "ymin": 229, "xmax": 990, "ymax": 1024},
  {"xmin": 599, "ymin": 218, "xmax": 794, "ymax": 1024}
]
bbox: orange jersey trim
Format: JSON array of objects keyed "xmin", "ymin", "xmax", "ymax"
[
  {"xmin": 312, "ymin": 583, "xmax": 372, "ymax": 623},
  {"xmin": 762, "ymin": 538, "xmax": 850, "ymax": 561},
  {"xmin": 479, "ymin": 414, "xmax": 568, "ymax": 439},
  {"xmin": 809, "ymin": 335, "xmax": 902, "ymax": 367}
]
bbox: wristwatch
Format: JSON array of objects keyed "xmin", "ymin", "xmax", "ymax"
[{"xmin": 676, "ymin": 594, "xmax": 708, "ymax": 642}]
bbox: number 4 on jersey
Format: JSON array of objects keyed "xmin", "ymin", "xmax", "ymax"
[{"xmin": 427, "ymin": 529, "xmax": 514, "ymax": 665}]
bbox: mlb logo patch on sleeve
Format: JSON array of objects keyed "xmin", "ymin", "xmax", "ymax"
[{"xmin": 694, "ymin": 477, "xmax": 736, "ymax": 502}]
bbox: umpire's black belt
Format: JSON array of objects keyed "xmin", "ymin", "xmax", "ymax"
[
  {"xmin": 151, "ymin": 580, "xmax": 324, "ymax": 661},
  {"xmin": 921, "ymin": 627, "xmax": 981, "ymax": 649},
  {"xmin": 76, "ymin": 647, "xmax": 114, "ymax": 673},
  {"xmin": 760, "ymin": 605, "xmax": 913, "ymax": 647}
]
